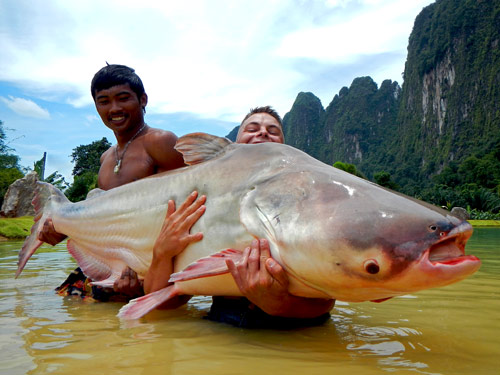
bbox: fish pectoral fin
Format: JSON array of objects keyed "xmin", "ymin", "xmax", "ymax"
[
  {"xmin": 117, "ymin": 285, "xmax": 179, "ymax": 320},
  {"xmin": 169, "ymin": 249, "xmax": 243, "ymax": 282},
  {"xmin": 66, "ymin": 240, "xmax": 113, "ymax": 282}
]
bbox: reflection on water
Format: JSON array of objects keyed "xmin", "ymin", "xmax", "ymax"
[{"xmin": 1, "ymin": 228, "xmax": 499, "ymax": 375}]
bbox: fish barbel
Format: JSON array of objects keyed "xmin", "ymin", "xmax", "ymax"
[{"xmin": 16, "ymin": 133, "xmax": 481, "ymax": 319}]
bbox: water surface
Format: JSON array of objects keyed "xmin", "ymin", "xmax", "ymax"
[{"xmin": 1, "ymin": 228, "xmax": 499, "ymax": 375}]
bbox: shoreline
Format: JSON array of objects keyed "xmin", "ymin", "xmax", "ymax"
[{"xmin": 468, "ymin": 220, "xmax": 500, "ymax": 227}]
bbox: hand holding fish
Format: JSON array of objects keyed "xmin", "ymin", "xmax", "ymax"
[
  {"xmin": 38, "ymin": 218, "xmax": 67, "ymax": 245},
  {"xmin": 154, "ymin": 191, "xmax": 206, "ymax": 258},
  {"xmin": 226, "ymin": 239, "xmax": 335, "ymax": 318},
  {"xmin": 226, "ymin": 239, "xmax": 289, "ymax": 314},
  {"xmin": 143, "ymin": 191, "xmax": 206, "ymax": 295},
  {"xmin": 113, "ymin": 267, "xmax": 144, "ymax": 298}
]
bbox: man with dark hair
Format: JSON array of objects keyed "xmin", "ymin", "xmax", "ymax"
[
  {"xmin": 91, "ymin": 64, "xmax": 146, "ymax": 102},
  {"xmin": 239, "ymin": 105, "xmax": 283, "ymax": 129},
  {"xmin": 39, "ymin": 64, "xmax": 193, "ymax": 302},
  {"xmin": 236, "ymin": 106, "xmax": 285, "ymax": 144}
]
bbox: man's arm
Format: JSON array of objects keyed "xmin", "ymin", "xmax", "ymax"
[
  {"xmin": 143, "ymin": 191, "xmax": 206, "ymax": 308},
  {"xmin": 226, "ymin": 239, "xmax": 335, "ymax": 318}
]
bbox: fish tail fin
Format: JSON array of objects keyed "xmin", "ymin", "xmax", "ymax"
[
  {"xmin": 169, "ymin": 249, "xmax": 243, "ymax": 282},
  {"xmin": 16, "ymin": 182, "xmax": 69, "ymax": 278},
  {"xmin": 117, "ymin": 285, "xmax": 180, "ymax": 320}
]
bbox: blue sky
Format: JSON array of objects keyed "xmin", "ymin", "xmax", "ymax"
[{"xmin": 0, "ymin": 0, "xmax": 434, "ymax": 182}]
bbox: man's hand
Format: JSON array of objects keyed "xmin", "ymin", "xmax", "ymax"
[
  {"xmin": 143, "ymin": 191, "xmax": 206, "ymax": 296},
  {"xmin": 38, "ymin": 218, "xmax": 67, "ymax": 245},
  {"xmin": 226, "ymin": 239, "xmax": 291, "ymax": 315},
  {"xmin": 152, "ymin": 191, "xmax": 206, "ymax": 260},
  {"xmin": 226, "ymin": 238, "xmax": 335, "ymax": 318},
  {"xmin": 113, "ymin": 267, "xmax": 144, "ymax": 298}
]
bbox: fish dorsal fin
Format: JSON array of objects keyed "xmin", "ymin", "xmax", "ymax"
[{"xmin": 175, "ymin": 132, "xmax": 233, "ymax": 165}]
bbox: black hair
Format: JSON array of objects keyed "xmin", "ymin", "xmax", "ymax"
[{"xmin": 90, "ymin": 64, "xmax": 145, "ymax": 101}]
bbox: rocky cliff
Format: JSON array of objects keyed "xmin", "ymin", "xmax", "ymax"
[{"xmin": 281, "ymin": 0, "xmax": 500, "ymax": 191}]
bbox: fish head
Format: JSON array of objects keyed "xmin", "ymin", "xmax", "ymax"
[{"xmin": 242, "ymin": 155, "xmax": 481, "ymax": 302}]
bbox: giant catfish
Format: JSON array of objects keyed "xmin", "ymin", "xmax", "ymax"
[{"xmin": 16, "ymin": 133, "xmax": 481, "ymax": 320}]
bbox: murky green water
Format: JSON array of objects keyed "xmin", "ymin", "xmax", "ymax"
[{"xmin": 1, "ymin": 228, "xmax": 499, "ymax": 375}]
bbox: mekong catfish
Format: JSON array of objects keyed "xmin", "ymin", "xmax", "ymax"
[{"xmin": 16, "ymin": 133, "xmax": 480, "ymax": 320}]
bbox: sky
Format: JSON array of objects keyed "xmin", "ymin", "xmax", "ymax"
[{"xmin": 0, "ymin": 0, "xmax": 435, "ymax": 182}]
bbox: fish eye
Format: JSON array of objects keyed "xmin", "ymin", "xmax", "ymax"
[
  {"xmin": 364, "ymin": 259, "xmax": 380, "ymax": 274},
  {"xmin": 429, "ymin": 225, "xmax": 437, "ymax": 231}
]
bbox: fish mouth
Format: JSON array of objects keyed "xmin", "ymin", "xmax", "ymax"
[{"xmin": 425, "ymin": 222, "xmax": 479, "ymax": 266}]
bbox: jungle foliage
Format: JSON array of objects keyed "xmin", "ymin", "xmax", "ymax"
[
  {"xmin": 64, "ymin": 138, "xmax": 110, "ymax": 202},
  {"xmin": 281, "ymin": 0, "xmax": 500, "ymax": 217},
  {"xmin": 0, "ymin": 120, "xmax": 24, "ymax": 207}
]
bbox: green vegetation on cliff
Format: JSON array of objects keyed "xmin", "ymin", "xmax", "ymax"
[
  {"xmin": 394, "ymin": 0, "xmax": 500, "ymax": 190},
  {"xmin": 282, "ymin": 0, "xmax": 500, "ymax": 216}
]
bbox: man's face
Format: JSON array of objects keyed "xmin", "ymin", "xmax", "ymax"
[
  {"xmin": 236, "ymin": 113, "xmax": 284, "ymax": 144},
  {"xmin": 94, "ymin": 83, "xmax": 147, "ymax": 134}
]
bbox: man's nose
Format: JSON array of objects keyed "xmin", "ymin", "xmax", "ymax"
[
  {"xmin": 109, "ymin": 100, "xmax": 121, "ymax": 112},
  {"xmin": 257, "ymin": 128, "xmax": 269, "ymax": 137}
]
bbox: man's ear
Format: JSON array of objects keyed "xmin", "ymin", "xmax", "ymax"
[{"xmin": 141, "ymin": 93, "xmax": 148, "ymax": 111}]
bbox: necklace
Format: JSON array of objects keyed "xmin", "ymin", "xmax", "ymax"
[{"xmin": 114, "ymin": 123, "xmax": 146, "ymax": 173}]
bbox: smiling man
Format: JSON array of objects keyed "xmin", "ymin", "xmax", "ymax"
[
  {"xmin": 39, "ymin": 64, "xmax": 188, "ymax": 301},
  {"xmin": 145, "ymin": 106, "xmax": 335, "ymax": 328},
  {"xmin": 236, "ymin": 107, "xmax": 285, "ymax": 144},
  {"xmin": 91, "ymin": 65, "xmax": 185, "ymax": 190}
]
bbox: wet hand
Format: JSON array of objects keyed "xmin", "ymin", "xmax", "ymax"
[
  {"xmin": 113, "ymin": 267, "xmax": 144, "ymax": 298},
  {"xmin": 226, "ymin": 238, "xmax": 291, "ymax": 315},
  {"xmin": 144, "ymin": 191, "xmax": 206, "ymax": 295},
  {"xmin": 153, "ymin": 191, "xmax": 206, "ymax": 260},
  {"xmin": 38, "ymin": 218, "xmax": 67, "ymax": 245}
]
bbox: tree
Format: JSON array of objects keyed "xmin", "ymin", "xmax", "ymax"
[
  {"xmin": 33, "ymin": 152, "xmax": 46, "ymax": 180},
  {"xmin": 0, "ymin": 120, "xmax": 21, "ymax": 170},
  {"xmin": 64, "ymin": 138, "xmax": 110, "ymax": 202},
  {"xmin": 333, "ymin": 161, "xmax": 366, "ymax": 179},
  {"xmin": 65, "ymin": 171, "xmax": 98, "ymax": 202},
  {"xmin": 33, "ymin": 154, "xmax": 68, "ymax": 191},
  {"xmin": 0, "ymin": 120, "xmax": 24, "ymax": 206},
  {"xmin": 44, "ymin": 171, "xmax": 69, "ymax": 191},
  {"xmin": 70, "ymin": 137, "xmax": 111, "ymax": 177},
  {"xmin": 374, "ymin": 171, "xmax": 400, "ymax": 191},
  {"xmin": 0, "ymin": 168, "xmax": 24, "ymax": 205}
]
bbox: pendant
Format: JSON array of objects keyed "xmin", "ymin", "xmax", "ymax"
[{"xmin": 114, "ymin": 160, "xmax": 121, "ymax": 173}]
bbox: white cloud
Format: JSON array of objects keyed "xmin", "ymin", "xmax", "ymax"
[
  {"xmin": 0, "ymin": 96, "xmax": 50, "ymax": 119},
  {"xmin": 0, "ymin": 0, "xmax": 436, "ymax": 121},
  {"xmin": 1, "ymin": 0, "xmax": 436, "ymax": 181},
  {"xmin": 276, "ymin": 0, "xmax": 433, "ymax": 62}
]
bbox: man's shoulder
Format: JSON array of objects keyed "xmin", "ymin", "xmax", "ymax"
[
  {"xmin": 145, "ymin": 127, "xmax": 177, "ymax": 140},
  {"xmin": 143, "ymin": 127, "xmax": 177, "ymax": 149},
  {"xmin": 143, "ymin": 127, "xmax": 184, "ymax": 169}
]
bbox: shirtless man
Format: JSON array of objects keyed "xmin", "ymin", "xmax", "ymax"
[
  {"xmin": 39, "ymin": 64, "xmax": 198, "ymax": 301},
  {"xmin": 146, "ymin": 106, "xmax": 335, "ymax": 327}
]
